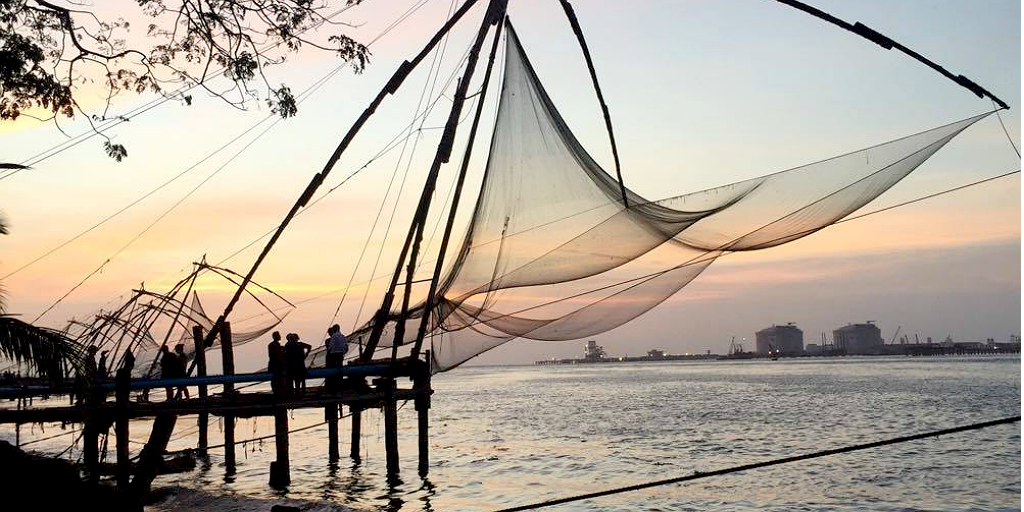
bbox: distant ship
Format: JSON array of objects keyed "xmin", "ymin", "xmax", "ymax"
[{"xmin": 717, "ymin": 336, "xmax": 758, "ymax": 360}]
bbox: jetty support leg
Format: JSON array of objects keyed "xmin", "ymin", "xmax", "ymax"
[
  {"xmin": 192, "ymin": 325, "xmax": 208, "ymax": 453},
  {"xmin": 326, "ymin": 403, "xmax": 339, "ymax": 462},
  {"xmin": 415, "ymin": 354, "xmax": 432, "ymax": 476},
  {"xmin": 219, "ymin": 322, "xmax": 236, "ymax": 474},
  {"xmin": 130, "ymin": 413, "xmax": 177, "ymax": 506},
  {"xmin": 83, "ymin": 418, "xmax": 99, "ymax": 483},
  {"xmin": 350, "ymin": 406, "xmax": 362, "ymax": 460},
  {"xmin": 376, "ymin": 378, "xmax": 399, "ymax": 479},
  {"xmin": 270, "ymin": 407, "xmax": 290, "ymax": 488},
  {"xmin": 115, "ymin": 369, "xmax": 131, "ymax": 489}
]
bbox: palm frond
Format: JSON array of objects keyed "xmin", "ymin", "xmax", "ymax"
[{"xmin": 0, "ymin": 316, "xmax": 85, "ymax": 380}]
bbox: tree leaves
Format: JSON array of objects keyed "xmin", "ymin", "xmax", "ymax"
[{"xmin": 1, "ymin": 0, "xmax": 373, "ymax": 160}]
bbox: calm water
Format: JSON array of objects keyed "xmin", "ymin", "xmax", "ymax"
[{"xmin": 10, "ymin": 356, "xmax": 1023, "ymax": 511}]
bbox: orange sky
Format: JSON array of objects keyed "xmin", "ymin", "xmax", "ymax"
[{"xmin": 0, "ymin": 0, "xmax": 1019, "ymax": 368}]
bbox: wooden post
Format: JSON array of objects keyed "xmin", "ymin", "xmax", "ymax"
[
  {"xmin": 115, "ymin": 368, "xmax": 131, "ymax": 489},
  {"xmin": 416, "ymin": 351, "xmax": 432, "ymax": 476},
  {"xmin": 192, "ymin": 325, "xmax": 208, "ymax": 453},
  {"xmin": 83, "ymin": 417, "xmax": 99, "ymax": 483},
  {"xmin": 130, "ymin": 413, "xmax": 177, "ymax": 506},
  {"xmin": 377, "ymin": 378, "xmax": 399, "ymax": 479},
  {"xmin": 270, "ymin": 408, "xmax": 290, "ymax": 488},
  {"xmin": 350, "ymin": 406, "xmax": 362, "ymax": 460},
  {"xmin": 326, "ymin": 403, "xmax": 339, "ymax": 462},
  {"xmin": 219, "ymin": 321, "xmax": 235, "ymax": 393},
  {"xmin": 219, "ymin": 322, "xmax": 235, "ymax": 473}
]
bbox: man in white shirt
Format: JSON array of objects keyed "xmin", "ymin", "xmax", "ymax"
[
  {"xmin": 326, "ymin": 324, "xmax": 348, "ymax": 393},
  {"xmin": 327, "ymin": 324, "xmax": 349, "ymax": 367}
]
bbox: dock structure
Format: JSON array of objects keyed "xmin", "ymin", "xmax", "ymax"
[{"xmin": 0, "ymin": 323, "xmax": 434, "ymax": 508}]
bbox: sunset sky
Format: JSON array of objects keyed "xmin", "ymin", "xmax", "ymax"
[{"xmin": 1, "ymin": 0, "xmax": 1019, "ymax": 369}]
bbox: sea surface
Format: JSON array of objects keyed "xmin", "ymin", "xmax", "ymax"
[{"xmin": 9, "ymin": 356, "xmax": 1023, "ymax": 511}]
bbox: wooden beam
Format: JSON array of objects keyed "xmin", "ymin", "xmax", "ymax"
[
  {"xmin": 378, "ymin": 378, "xmax": 400, "ymax": 479},
  {"xmin": 412, "ymin": 11, "xmax": 507, "ymax": 358},
  {"xmin": 366, "ymin": 0, "xmax": 509, "ymax": 361},
  {"xmin": 206, "ymin": 0, "xmax": 486, "ymax": 343},
  {"xmin": 220, "ymin": 322, "xmax": 235, "ymax": 474},
  {"xmin": 270, "ymin": 407, "xmax": 290, "ymax": 488},
  {"xmin": 115, "ymin": 368, "xmax": 131, "ymax": 490},
  {"xmin": 192, "ymin": 325, "xmax": 208, "ymax": 453},
  {"xmin": 350, "ymin": 406, "xmax": 362, "ymax": 460},
  {"xmin": 129, "ymin": 413, "xmax": 177, "ymax": 505},
  {"xmin": 326, "ymin": 403, "xmax": 339, "ymax": 462}
]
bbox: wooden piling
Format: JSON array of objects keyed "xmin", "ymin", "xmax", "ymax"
[
  {"xmin": 219, "ymin": 321, "xmax": 236, "ymax": 473},
  {"xmin": 130, "ymin": 412, "xmax": 177, "ymax": 505},
  {"xmin": 115, "ymin": 368, "xmax": 131, "ymax": 489},
  {"xmin": 416, "ymin": 351, "xmax": 432, "ymax": 476},
  {"xmin": 377, "ymin": 378, "xmax": 399, "ymax": 478},
  {"xmin": 270, "ymin": 408, "xmax": 290, "ymax": 487},
  {"xmin": 192, "ymin": 325, "xmax": 208, "ymax": 453},
  {"xmin": 350, "ymin": 406, "xmax": 362, "ymax": 460},
  {"xmin": 326, "ymin": 403, "xmax": 339, "ymax": 462},
  {"xmin": 83, "ymin": 417, "xmax": 99, "ymax": 483}
]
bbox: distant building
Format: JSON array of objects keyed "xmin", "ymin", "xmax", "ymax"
[
  {"xmin": 833, "ymin": 322, "xmax": 884, "ymax": 354},
  {"xmin": 804, "ymin": 343, "xmax": 822, "ymax": 354},
  {"xmin": 755, "ymin": 323, "xmax": 804, "ymax": 355},
  {"xmin": 583, "ymin": 340, "xmax": 605, "ymax": 362},
  {"xmin": 646, "ymin": 349, "xmax": 665, "ymax": 359}
]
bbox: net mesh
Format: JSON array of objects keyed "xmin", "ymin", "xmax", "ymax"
[{"xmin": 364, "ymin": 23, "xmax": 989, "ymax": 373}]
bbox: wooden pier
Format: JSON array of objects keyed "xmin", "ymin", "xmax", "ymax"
[{"xmin": 0, "ymin": 324, "xmax": 434, "ymax": 510}]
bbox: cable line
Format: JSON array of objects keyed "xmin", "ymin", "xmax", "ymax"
[
  {"xmin": 491, "ymin": 415, "xmax": 1021, "ymax": 512},
  {"xmin": 0, "ymin": 0, "xmax": 419, "ymax": 182}
]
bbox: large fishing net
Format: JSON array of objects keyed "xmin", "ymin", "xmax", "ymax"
[{"xmin": 356, "ymin": 23, "xmax": 989, "ymax": 373}]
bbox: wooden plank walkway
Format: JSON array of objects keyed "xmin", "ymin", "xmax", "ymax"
[{"xmin": 0, "ymin": 384, "xmax": 428, "ymax": 424}]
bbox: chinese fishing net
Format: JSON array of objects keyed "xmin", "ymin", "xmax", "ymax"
[{"xmin": 354, "ymin": 22, "xmax": 991, "ymax": 373}]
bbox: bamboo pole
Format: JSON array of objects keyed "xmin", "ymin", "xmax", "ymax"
[
  {"xmin": 192, "ymin": 325, "xmax": 208, "ymax": 452},
  {"xmin": 326, "ymin": 403, "xmax": 340, "ymax": 462},
  {"xmin": 350, "ymin": 406, "xmax": 362, "ymax": 460},
  {"xmin": 115, "ymin": 368, "xmax": 131, "ymax": 489},
  {"xmin": 366, "ymin": 0, "xmax": 509, "ymax": 361},
  {"xmin": 220, "ymin": 322, "xmax": 235, "ymax": 473},
  {"xmin": 205, "ymin": 0, "xmax": 486, "ymax": 348},
  {"xmin": 411, "ymin": 14, "xmax": 506, "ymax": 358}
]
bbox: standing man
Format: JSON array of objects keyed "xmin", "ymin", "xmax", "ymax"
[
  {"xmin": 267, "ymin": 331, "xmax": 286, "ymax": 394},
  {"xmin": 159, "ymin": 346, "xmax": 178, "ymax": 401},
  {"xmin": 326, "ymin": 325, "xmax": 349, "ymax": 392},
  {"xmin": 173, "ymin": 344, "xmax": 191, "ymax": 399},
  {"xmin": 284, "ymin": 333, "xmax": 311, "ymax": 394}
]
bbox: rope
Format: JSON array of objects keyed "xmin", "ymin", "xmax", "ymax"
[
  {"xmin": 329, "ymin": 0, "xmax": 462, "ymax": 330},
  {"xmin": 457, "ymin": 167, "xmax": 1022, "ymax": 332},
  {"xmin": 224, "ymin": 166, "xmax": 1023, "ymax": 331},
  {"xmin": 491, "ymin": 415, "xmax": 1021, "ymax": 512},
  {"xmin": 24, "ymin": 1, "xmax": 439, "ymax": 321},
  {"xmin": 993, "ymin": 102, "xmax": 1020, "ymax": 158},
  {"xmin": 771, "ymin": 0, "xmax": 1008, "ymax": 109}
]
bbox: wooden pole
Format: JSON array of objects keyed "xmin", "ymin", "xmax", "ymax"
[
  {"xmin": 326, "ymin": 403, "xmax": 339, "ymax": 462},
  {"xmin": 411, "ymin": 14, "xmax": 506, "ymax": 358},
  {"xmin": 378, "ymin": 378, "xmax": 400, "ymax": 479},
  {"xmin": 129, "ymin": 412, "xmax": 177, "ymax": 506},
  {"xmin": 270, "ymin": 407, "xmax": 290, "ymax": 488},
  {"xmin": 219, "ymin": 321, "xmax": 235, "ymax": 473},
  {"xmin": 204, "ymin": 0, "xmax": 485, "ymax": 348},
  {"xmin": 83, "ymin": 416, "xmax": 99, "ymax": 483},
  {"xmin": 416, "ymin": 351, "xmax": 432, "ymax": 476},
  {"xmin": 192, "ymin": 325, "xmax": 208, "ymax": 453},
  {"xmin": 555, "ymin": 0, "xmax": 629, "ymax": 207},
  {"xmin": 364, "ymin": 0, "xmax": 509, "ymax": 361},
  {"xmin": 115, "ymin": 368, "xmax": 131, "ymax": 490},
  {"xmin": 350, "ymin": 406, "xmax": 362, "ymax": 460}
]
